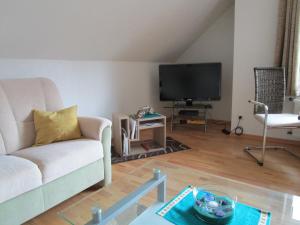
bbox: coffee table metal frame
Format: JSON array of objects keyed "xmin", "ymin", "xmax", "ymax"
[{"xmin": 86, "ymin": 169, "xmax": 166, "ymax": 225}]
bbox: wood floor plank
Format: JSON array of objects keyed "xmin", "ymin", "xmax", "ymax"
[{"xmin": 25, "ymin": 123, "xmax": 300, "ymax": 224}]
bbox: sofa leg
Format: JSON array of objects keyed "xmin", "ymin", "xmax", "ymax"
[
  {"xmin": 98, "ymin": 180, "xmax": 105, "ymax": 188},
  {"xmin": 87, "ymin": 181, "xmax": 104, "ymax": 191}
]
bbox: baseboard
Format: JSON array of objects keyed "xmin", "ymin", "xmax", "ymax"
[
  {"xmin": 240, "ymin": 133, "xmax": 300, "ymax": 147},
  {"xmin": 207, "ymin": 119, "xmax": 300, "ymax": 147},
  {"xmin": 162, "ymin": 118, "xmax": 299, "ymax": 147}
]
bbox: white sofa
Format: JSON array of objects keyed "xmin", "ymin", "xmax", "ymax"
[{"xmin": 0, "ymin": 78, "xmax": 112, "ymax": 225}]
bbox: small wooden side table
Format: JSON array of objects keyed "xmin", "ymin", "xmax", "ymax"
[{"xmin": 112, "ymin": 113, "xmax": 166, "ymax": 157}]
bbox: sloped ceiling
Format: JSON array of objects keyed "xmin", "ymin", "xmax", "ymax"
[{"xmin": 0, "ymin": 0, "xmax": 233, "ymax": 62}]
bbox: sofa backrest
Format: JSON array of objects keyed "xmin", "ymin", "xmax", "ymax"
[{"xmin": 0, "ymin": 78, "xmax": 64, "ymax": 154}]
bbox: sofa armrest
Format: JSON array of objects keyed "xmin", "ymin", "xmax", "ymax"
[
  {"xmin": 78, "ymin": 116, "xmax": 112, "ymax": 185},
  {"xmin": 78, "ymin": 116, "xmax": 112, "ymax": 142}
]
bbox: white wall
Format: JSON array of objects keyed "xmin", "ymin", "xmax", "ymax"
[
  {"xmin": 0, "ymin": 0, "xmax": 233, "ymax": 62},
  {"xmin": 232, "ymin": 0, "xmax": 299, "ymax": 140},
  {"xmin": 177, "ymin": 6, "xmax": 234, "ymax": 121},
  {"xmin": 0, "ymin": 59, "xmax": 163, "ymax": 119}
]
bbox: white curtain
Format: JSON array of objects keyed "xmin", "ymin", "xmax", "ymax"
[{"xmin": 275, "ymin": 0, "xmax": 300, "ymax": 96}]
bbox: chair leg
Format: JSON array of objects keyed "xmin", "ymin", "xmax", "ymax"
[
  {"xmin": 260, "ymin": 119, "xmax": 268, "ymax": 166},
  {"xmin": 244, "ymin": 147, "xmax": 263, "ymax": 166},
  {"xmin": 244, "ymin": 123, "xmax": 300, "ymax": 165},
  {"xmin": 244, "ymin": 121, "xmax": 268, "ymax": 166}
]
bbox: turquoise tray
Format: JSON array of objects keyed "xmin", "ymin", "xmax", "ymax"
[{"xmin": 156, "ymin": 186, "xmax": 271, "ymax": 225}]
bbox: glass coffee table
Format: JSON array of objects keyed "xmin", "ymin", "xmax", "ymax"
[{"xmin": 59, "ymin": 160, "xmax": 300, "ymax": 225}]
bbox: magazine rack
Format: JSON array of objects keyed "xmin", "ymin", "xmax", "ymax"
[{"xmin": 112, "ymin": 113, "xmax": 166, "ymax": 156}]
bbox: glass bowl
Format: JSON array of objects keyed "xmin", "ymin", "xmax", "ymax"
[{"xmin": 192, "ymin": 187, "xmax": 237, "ymax": 225}]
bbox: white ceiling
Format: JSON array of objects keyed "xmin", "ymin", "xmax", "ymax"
[{"xmin": 0, "ymin": 0, "xmax": 233, "ymax": 62}]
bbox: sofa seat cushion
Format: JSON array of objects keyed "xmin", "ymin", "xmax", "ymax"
[
  {"xmin": 13, "ymin": 139, "xmax": 103, "ymax": 184},
  {"xmin": 0, "ymin": 155, "xmax": 42, "ymax": 203}
]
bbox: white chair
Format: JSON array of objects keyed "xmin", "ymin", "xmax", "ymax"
[{"xmin": 244, "ymin": 67, "xmax": 300, "ymax": 166}]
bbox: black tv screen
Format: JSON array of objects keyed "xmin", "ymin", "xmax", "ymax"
[{"xmin": 159, "ymin": 63, "xmax": 221, "ymax": 101}]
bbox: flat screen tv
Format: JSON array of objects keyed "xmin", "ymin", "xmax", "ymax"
[{"xmin": 159, "ymin": 63, "xmax": 221, "ymax": 102}]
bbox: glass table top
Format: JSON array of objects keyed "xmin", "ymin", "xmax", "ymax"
[{"xmin": 59, "ymin": 160, "xmax": 300, "ymax": 225}]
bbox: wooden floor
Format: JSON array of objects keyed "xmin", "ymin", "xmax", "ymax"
[{"xmin": 26, "ymin": 123, "xmax": 300, "ymax": 225}]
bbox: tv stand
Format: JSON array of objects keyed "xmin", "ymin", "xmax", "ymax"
[{"xmin": 164, "ymin": 102, "xmax": 212, "ymax": 132}]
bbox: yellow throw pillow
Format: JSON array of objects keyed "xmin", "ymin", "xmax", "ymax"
[{"xmin": 33, "ymin": 106, "xmax": 82, "ymax": 146}]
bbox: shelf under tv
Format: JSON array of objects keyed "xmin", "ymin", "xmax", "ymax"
[{"xmin": 164, "ymin": 102, "xmax": 212, "ymax": 133}]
